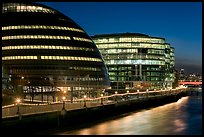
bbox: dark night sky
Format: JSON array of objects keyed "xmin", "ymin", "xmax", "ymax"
[{"xmin": 39, "ymin": 2, "xmax": 202, "ymax": 75}]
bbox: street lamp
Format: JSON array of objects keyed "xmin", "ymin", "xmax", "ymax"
[
  {"xmin": 146, "ymin": 89, "xmax": 149, "ymax": 98},
  {"xmin": 126, "ymin": 90, "xmax": 129, "ymax": 100},
  {"xmin": 16, "ymin": 98, "xmax": 21, "ymax": 115},
  {"xmin": 62, "ymin": 96, "xmax": 66, "ymax": 111},
  {"xmin": 84, "ymin": 95, "xmax": 87, "ymax": 107},
  {"xmin": 115, "ymin": 91, "xmax": 118, "ymax": 103},
  {"xmin": 61, "ymin": 96, "xmax": 66, "ymax": 115},
  {"xmin": 137, "ymin": 90, "xmax": 139, "ymax": 98},
  {"xmin": 101, "ymin": 94, "xmax": 103, "ymax": 105}
]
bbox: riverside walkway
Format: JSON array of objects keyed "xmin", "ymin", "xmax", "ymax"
[{"xmin": 2, "ymin": 87, "xmax": 189, "ymax": 119}]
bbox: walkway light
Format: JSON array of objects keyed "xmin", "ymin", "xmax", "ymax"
[
  {"xmin": 16, "ymin": 98, "xmax": 21, "ymax": 115},
  {"xmin": 115, "ymin": 91, "xmax": 118, "ymax": 103},
  {"xmin": 137, "ymin": 90, "xmax": 140, "ymax": 98},
  {"xmin": 146, "ymin": 89, "xmax": 149, "ymax": 97},
  {"xmin": 62, "ymin": 96, "xmax": 66, "ymax": 110},
  {"xmin": 126, "ymin": 90, "xmax": 129, "ymax": 100},
  {"xmin": 84, "ymin": 95, "xmax": 87, "ymax": 107},
  {"xmin": 101, "ymin": 94, "xmax": 103, "ymax": 105}
]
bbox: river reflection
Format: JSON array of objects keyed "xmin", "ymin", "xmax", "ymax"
[{"xmin": 57, "ymin": 95, "xmax": 202, "ymax": 135}]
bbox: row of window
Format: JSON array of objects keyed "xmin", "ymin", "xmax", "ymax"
[
  {"xmin": 41, "ymin": 56, "xmax": 102, "ymax": 62},
  {"xmin": 100, "ymin": 48, "xmax": 167, "ymax": 55},
  {"xmin": 13, "ymin": 73, "xmax": 105, "ymax": 82},
  {"xmin": 108, "ymin": 66, "xmax": 164, "ymax": 71},
  {"xmin": 3, "ymin": 4, "xmax": 56, "ymax": 14},
  {"xmin": 2, "ymin": 35, "xmax": 71, "ymax": 40},
  {"xmin": 2, "ymin": 56, "xmax": 103, "ymax": 62},
  {"xmin": 109, "ymin": 76, "xmax": 162, "ymax": 81},
  {"xmin": 2, "ymin": 45, "xmax": 95, "ymax": 51},
  {"xmin": 73, "ymin": 37, "xmax": 93, "ymax": 43},
  {"xmin": 101, "ymin": 48, "xmax": 138, "ymax": 54},
  {"xmin": 94, "ymin": 37, "xmax": 165, "ymax": 44},
  {"xmin": 23, "ymin": 84, "xmax": 104, "ymax": 93},
  {"xmin": 108, "ymin": 67, "xmax": 132, "ymax": 71},
  {"xmin": 2, "ymin": 35, "xmax": 93, "ymax": 43},
  {"xmin": 2, "ymin": 25, "xmax": 84, "ymax": 33},
  {"xmin": 108, "ymin": 72, "xmax": 164, "ymax": 76},
  {"xmin": 148, "ymin": 49, "xmax": 164, "ymax": 54},
  {"xmin": 96, "ymin": 43, "xmax": 171, "ymax": 50},
  {"xmin": 69, "ymin": 66, "xmax": 101, "ymax": 72},
  {"xmin": 103, "ymin": 54, "xmax": 165, "ymax": 60},
  {"xmin": 105, "ymin": 59, "xmax": 165, "ymax": 65}
]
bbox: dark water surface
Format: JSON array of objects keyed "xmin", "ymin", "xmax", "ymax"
[{"xmin": 52, "ymin": 94, "xmax": 202, "ymax": 135}]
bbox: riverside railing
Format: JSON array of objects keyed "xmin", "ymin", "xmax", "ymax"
[{"xmin": 2, "ymin": 87, "xmax": 187, "ymax": 118}]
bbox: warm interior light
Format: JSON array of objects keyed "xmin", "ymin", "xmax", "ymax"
[{"xmin": 16, "ymin": 98, "xmax": 21, "ymax": 103}]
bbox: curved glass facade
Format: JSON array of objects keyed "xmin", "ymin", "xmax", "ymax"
[
  {"xmin": 91, "ymin": 33, "xmax": 175, "ymax": 90},
  {"xmin": 2, "ymin": 3, "xmax": 110, "ymax": 100}
]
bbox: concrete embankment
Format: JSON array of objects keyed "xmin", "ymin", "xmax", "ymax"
[{"xmin": 2, "ymin": 91, "xmax": 188, "ymax": 134}]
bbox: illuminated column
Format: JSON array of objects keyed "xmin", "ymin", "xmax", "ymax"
[
  {"xmin": 135, "ymin": 65, "xmax": 137, "ymax": 80},
  {"xmin": 139, "ymin": 64, "xmax": 142, "ymax": 80},
  {"xmin": 70, "ymin": 87, "xmax": 73, "ymax": 103}
]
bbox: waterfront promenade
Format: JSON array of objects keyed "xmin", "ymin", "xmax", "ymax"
[
  {"xmin": 2, "ymin": 87, "xmax": 189, "ymax": 119},
  {"xmin": 3, "ymin": 87, "xmax": 200, "ymax": 135}
]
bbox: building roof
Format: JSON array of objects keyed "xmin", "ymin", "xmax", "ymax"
[{"xmin": 91, "ymin": 32, "xmax": 165, "ymax": 40}]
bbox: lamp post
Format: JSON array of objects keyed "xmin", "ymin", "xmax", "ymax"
[
  {"xmin": 62, "ymin": 96, "xmax": 66, "ymax": 111},
  {"xmin": 84, "ymin": 95, "xmax": 87, "ymax": 107},
  {"xmin": 16, "ymin": 98, "xmax": 22, "ymax": 120},
  {"xmin": 126, "ymin": 90, "xmax": 129, "ymax": 100},
  {"xmin": 16, "ymin": 98, "xmax": 21, "ymax": 115},
  {"xmin": 61, "ymin": 96, "xmax": 66, "ymax": 115},
  {"xmin": 101, "ymin": 94, "xmax": 103, "ymax": 105},
  {"xmin": 137, "ymin": 90, "xmax": 139, "ymax": 98},
  {"xmin": 146, "ymin": 89, "xmax": 149, "ymax": 98},
  {"xmin": 115, "ymin": 91, "xmax": 118, "ymax": 103}
]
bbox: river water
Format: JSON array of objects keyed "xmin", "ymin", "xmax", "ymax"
[{"xmin": 53, "ymin": 93, "xmax": 202, "ymax": 135}]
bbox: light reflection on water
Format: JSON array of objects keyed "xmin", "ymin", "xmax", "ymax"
[{"xmin": 58, "ymin": 95, "xmax": 202, "ymax": 135}]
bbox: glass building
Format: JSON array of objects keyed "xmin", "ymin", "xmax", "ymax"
[
  {"xmin": 2, "ymin": 3, "xmax": 110, "ymax": 101},
  {"xmin": 91, "ymin": 33, "xmax": 175, "ymax": 90}
]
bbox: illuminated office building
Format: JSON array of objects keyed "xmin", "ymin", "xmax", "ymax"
[
  {"xmin": 91, "ymin": 33, "xmax": 175, "ymax": 90},
  {"xmin": 2, "ymin": 3, "xmax": 110, "ymax": 100}
]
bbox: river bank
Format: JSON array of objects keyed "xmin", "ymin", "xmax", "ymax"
[{"xmin": 2, "ymin": 91, "xmax": 188, "ymax": 135}]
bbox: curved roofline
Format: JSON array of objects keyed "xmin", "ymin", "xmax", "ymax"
[
  {"xmin": 2, "ymin": 2, "xmax": 86, "ymax": 33},
  {"xmin": 91, "ymin": 32, "xmax": 165, "ymax": 40},
  {"xmin": 3, "ymin": 2, "xmax": 57, "ymax": 12},
  {"xmin": 3, "ymin": 2, "xmax": 69, "ymax": 20}
]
